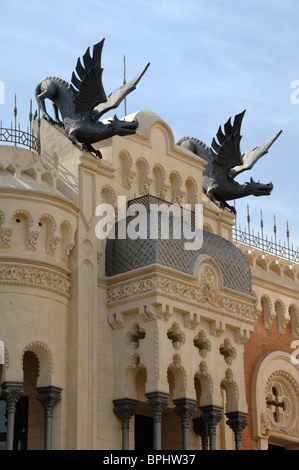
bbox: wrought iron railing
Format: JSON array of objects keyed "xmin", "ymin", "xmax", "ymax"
[
  {"xmin": 233, "ymin": 204, "xmax": 299, "ymax": 264},
  {"xmin": 0, "ymin": 97, "xmax": 40, "ymax": 153},
  {"xmin": 0, "ymin": 124, "xmax": 40, "ymax": 152},
  {"xmin": 232, "ymin": 227, "xmax": 299, "ymax": 263}
]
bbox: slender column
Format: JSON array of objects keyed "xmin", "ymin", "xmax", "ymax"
[
  {"xmin": 193, "ymin": 416, "xmax": 209, "ymax": 450},
  {"xmin": 225, "ymin": 411, "xmax": 248, "ymax": 450},
  {"xmin": 1, "ymin": 381, "xmax": 24, "ymax": 450},
  {"xmin": 113, "ymin": 398, "xmax": 138, "ymax": 450},
  {"xmin": 36, "ymin": 386, "xmax": 62, "ymax": 450},
  {"xmin": 173, "ymin": 398, "xmax": 196, "ymax": 450},
  {"xmin": 199, "ymin": 405, "xmax": 223, "ymax": 450},
  {"xmin": 145, "ymin": 391, "xmax": 169, "ymax": 450}
]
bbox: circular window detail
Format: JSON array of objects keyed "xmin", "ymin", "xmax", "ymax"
[{"xmin": 265, "ymin": 371, "xmax": 298, "ymax": 433}]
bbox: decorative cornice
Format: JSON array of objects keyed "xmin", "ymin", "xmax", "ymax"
[
  {"xmin": 0, "ymin": 262, "xmax": 70, "ymax": 297},
  {"xmin": 107, "ymin": 274, "xmax": 257, "ymax": 324}
]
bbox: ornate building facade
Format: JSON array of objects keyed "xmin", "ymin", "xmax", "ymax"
[{"xmin": 0, "ymin": 110, "xmax": 298, "ymax": 450}]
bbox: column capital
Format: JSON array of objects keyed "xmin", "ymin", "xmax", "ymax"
[
  {"xmin": 1, "ymin": 381, "xmax": 24, "ymax": 450},
  {"xmin": 225, "ymin": 411, "xmax": 248, "ymax": 438},
  {"xmin": 145, "ymin": 391, "xmax": 169, "ymax": 450},
  {"xmin": 145, "ymin": 391, "xmax": 169, "ymax": 422},
  {"xmin": 1, "ymin": 381, "xmax": 24, "ymax": 412},
  {"xmin": 113, "ymin": 398, "xmax": 138, "ymax": 427},
  {"xmin": 173, "ymin": 398, "xmax": 197, "ymax": 425},
  {"xmin": 193, "ymin": 415, "xmax": 208, "ymax": 435},
  {"xmin": 193, "ymin": 416, "xmax": 209, "ymax": 450},
  {"xmin": 199, "ymin": 405, "xmax": 223, "ymax": 428},
  {"xmin": 36, "ymin": 386, "xmax": 62, "ymax": 417}
]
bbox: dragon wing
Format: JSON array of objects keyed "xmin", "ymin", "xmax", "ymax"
[
  {"xmin": 230, "ymin": 129, "xmax": 282, "ymax": 178},
  {"xmin": 210, "ymin": 110, "xmax": 246, "ymax": 176},
  {"xmin": 70, "ymin": 39, "xmax": 107, "ymax": 117},
  {"xmin": 93, "ymin": 62, "xmax": 150, "ymax": 120}
]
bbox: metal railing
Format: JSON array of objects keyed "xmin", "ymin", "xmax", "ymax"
[
  {"xmin": 233, "ymin": 204, "xmax": 299, "ymax": 264},
  {"xmin": 232, "ymin": 227, "xmax": 299, "ymax": 263},
  {"xmin": 0, "ymin": 124, "xmax": 40, "ymax": 153},
  {"xmin": 0, "ymin": 97, "xmax": 41, "ymax": 153}
]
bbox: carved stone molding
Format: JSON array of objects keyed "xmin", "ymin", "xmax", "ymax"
[
  {"xmin": 0, "ymin": 263, "xmax": 70, "ymax": 297},
  {"xmin": 23, "ymin": 341, "xmax": 54, "ymax": 375},
  {"xmin": 260, "ymin": 413, "xmax": 271, "ymax": 437},
  {"xmin": 265, "ymin": 370, "xmax": 299, "ymax": 433},
  {"xmin": 167, "ymin": 322, "xmax": 185, "ymax": 350},
  {"xmin": 193, "ymin": 330, "xmax": 211, "ymax": 358},
  {"xmin": 185, "ymin": 176, "xmax": 198, "ymax": 205},
  {"xmin": 153, "ymin": 163, "xmax": 169, "ymax": 199},
  {"xmin": 261, "ymin": 295, "xmax": 274, "ymax": 330},
  {"xmin": 221, "ymin": 368, "xmax": 240, "ymax": 403},
  {"xmin": 195, "ymin": 361, "xmax": 214, "ymax": 398},
  {"xmin": 219, "ymin": 338, "xmax": 237, "ymax": 365},
  {"xmin": 107, "ymin": 275, "xmax": 257, "ymax": 325},
  {"xmin": 0, "ymin": 227, "xmax": 13, "ymax": 247},
  {"xmin": 126, "ymin": 322, "xmax": 146, "ymax": 350},
  {"xmin": 169, "ymin": 354, "xmax": 187, "ymax": 390},
  {"xmin": 290, "ymin": 305, "xmax": 299, "ymax": 338},
  {"xmin": 119, "ymin": 150, "xmax": 136, "ymax": 190},
  {"xmin": 136, "ymin": 157, "xmax": 152, "ymax": 195}
]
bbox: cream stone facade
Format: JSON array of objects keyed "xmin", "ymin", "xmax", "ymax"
[{"xmin": 0, "ymin": 110, "xmax": 298, "ymax": 451}]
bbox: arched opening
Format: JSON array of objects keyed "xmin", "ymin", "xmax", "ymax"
[
  {"xmin": 23, "ymin": 351, "xmax": 44, "ymax": 450},
  {"xmin": 169, "ymin": 171, "xmax": 183, "ymax": 204},
  {"xmin": 185, "ymin": 177, "xmax": 197, "ymax": 210},
  {"xmin": 136, "ymin": 158, "xmax": 152, "ymax": 196},
  {"xmin": 119, "ymin": 150, "xmax": 135, "ymax": 190},
  {"xmin": 153, "ymin": 164, "xmax": 168, "ymax": 199},
  {"xmin": 261, "ymin": 295, "xmax": 273, "ymax": 330}
]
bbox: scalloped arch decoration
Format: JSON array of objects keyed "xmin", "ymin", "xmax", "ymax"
[{"xmin": 22, "ymin": 341, "xmax": 54, "ymax": 386}]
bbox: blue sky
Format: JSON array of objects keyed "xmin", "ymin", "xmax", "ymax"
[{"xmin": 0, "ymin": 0, "xmax": 299, "ymax": 248}]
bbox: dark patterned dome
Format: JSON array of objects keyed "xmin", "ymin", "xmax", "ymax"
[{"xmin": 105, "ymin": 202, "xmax": 252, "ymax": 296}]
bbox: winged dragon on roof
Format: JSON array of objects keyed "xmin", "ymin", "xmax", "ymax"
[
  {"xmin": 177, "ymin": 110, "xmax": 282, "ymax": 214},
  {"xmin": 35, "ymin": 38, "xmax": 149, "ymax": 158}
]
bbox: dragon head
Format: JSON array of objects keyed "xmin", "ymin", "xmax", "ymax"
[
  {"xmin": 244, "ymin": 177, "xmax": 273, "ymax": 196},
  {"xmin": 106, "ymin": 115, "xmax": 139, "ymax": 136}
]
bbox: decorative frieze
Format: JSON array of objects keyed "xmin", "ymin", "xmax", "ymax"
[
  {"xmin": 0, "ymin": 263, "xmax": 70, "ymax": 297},
  {"xmin": 107, "ymin": 275, "xmax": 257, "ymax": 324},
  {"xmin": 0, "ymin": 227, "xmax": 13, "ymax": 247}
]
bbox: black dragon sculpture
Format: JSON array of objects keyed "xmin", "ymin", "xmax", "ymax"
[
  {"xmin": 177, "ymin": 110, "xmax": 282, "ymax": 214},
  {"xmin": 35, "ymin": 39, "xmax": 150, "ymax": 158}
]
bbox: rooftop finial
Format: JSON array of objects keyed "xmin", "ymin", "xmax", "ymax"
[{"xmin": 123, "ymin": 55, "xmax": 127, "ymax": 117}]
